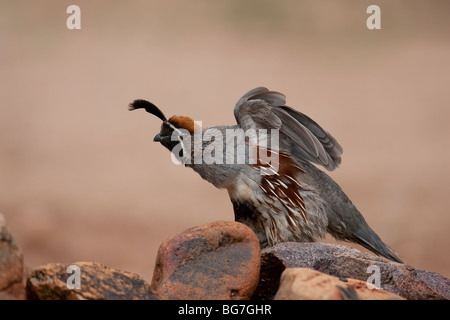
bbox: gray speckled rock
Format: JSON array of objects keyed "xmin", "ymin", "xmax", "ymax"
[{"xmin": 253, "ymin": 242, "xmax": 449, "ymax": 300}]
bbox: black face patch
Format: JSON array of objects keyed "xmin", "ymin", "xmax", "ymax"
[
  {"xmin": 156, "ymin": 122, "xmax": 194, "ymax": 164},
  {"xmin": 160, "ymin": 122, "xmax": 174, "ymax": 138},
  {"xmin": 157, "ymin": 123, "xmax": 179, "ymax": 151}
]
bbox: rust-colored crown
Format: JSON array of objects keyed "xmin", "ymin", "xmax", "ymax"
[{"xmin": 168, "ymin": 116, "xmax": 195, "ymax": 134}]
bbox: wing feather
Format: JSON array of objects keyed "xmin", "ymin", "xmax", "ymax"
[{"xmin": 234, "ymin": 87, "xmax": 342, "ymax": 171}]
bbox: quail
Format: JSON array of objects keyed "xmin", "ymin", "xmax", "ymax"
[{"xmin": 129, "ymin": 87, "xmax": 403, "ymax": 263}]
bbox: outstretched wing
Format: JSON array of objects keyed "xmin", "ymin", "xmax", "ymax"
[{"xmin": 234, "ymin": 87, "xmax": 342, "ymax": 171}]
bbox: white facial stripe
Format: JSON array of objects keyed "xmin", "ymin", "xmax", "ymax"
[{"xmin": 167, "ymin": 122, "xmax": 183, "ymax": 134}]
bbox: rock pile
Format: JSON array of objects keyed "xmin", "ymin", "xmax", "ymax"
[
  {"xmin": 274, "ymin": 268, "xmax": 403, "ymax": 300},
  {"xmin": 254, "ymin": 242, "xmax": 450, "ymax": 300},
  {"xmin": 0, "ymin": 213, "xmax": 448, "ymax": 300},
  {"xmin": 27, "ymin": 262, "xmax": 158, "ymax": 300},
  {"xmin": 0, "ymin": 214, "xmax": 26, "ymax": 299}
]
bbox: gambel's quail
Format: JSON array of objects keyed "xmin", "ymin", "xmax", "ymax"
[{"xmin": 129, "ymin": 87, "xmax": 403, "ymax": 263}]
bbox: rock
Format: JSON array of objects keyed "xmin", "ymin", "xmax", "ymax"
[
  {"xmin": 0, "ymin": 213, "xmax": 26, "ymax": 299},
  {"xmin": 151, "ymin": 220, "xmax": 261, "ymax": 300},
  {"xmin": 253, "ymin": 242, "xmax": 450, "ymax": 300},
  {"xmin": 0, "ymin": 291, "xmax": 18, "ymax": 300},
  {"xmin": 274, "ymin": 268, "xmax": 404, "ymax": 300},
  {"xmin": 26, "ymin": 261, "xmax": 158, "ymax": 300}
]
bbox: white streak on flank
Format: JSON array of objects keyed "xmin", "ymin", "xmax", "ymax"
[
  {"xmin": 278, "ymin": 188, "xmax": 287, "ymax": 199},
  {"xmin": 286, "ymin": 212, "xmax": 297, "ymax": 226},
  {"xmin": 295, "ymin": 195, "xmax": 306, "ymax": 212},
  {"xmin": 268, "ymin": 167, "xmax": 279, "ymax": 176},
  {"xmin": 294, "ymin": 191, "xmax": 303, "ymax": 202},
  {"xmin": 269, "ymin": 188, "xmax": 278, "ymax": 198},
  {"xmin": 285, "ymin": 175, "xmax": 301, "ymax": 187},
  {"xmin": 287, "ymin": 196, "xmax": 296, "ymax": 208},
  {"xmin": 287, "ymin": 205, "xmax": 307, "ymax": 222},
  {"xmin": 295, "ymin": 198, "xmax": 306, "ymax": 211},
  {"xmin": 278, "ymin": 180, "xmax": 288, "ymax": 189}
]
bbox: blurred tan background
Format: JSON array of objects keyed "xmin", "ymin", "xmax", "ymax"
[{"xmin": 1, "ymin": 0, "xmax": 449, "ymax": 281}]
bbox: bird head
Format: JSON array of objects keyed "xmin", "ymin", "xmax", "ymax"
[{"xmin": 128, "ymin": 99, "xmax": 195, "ymax": 157}]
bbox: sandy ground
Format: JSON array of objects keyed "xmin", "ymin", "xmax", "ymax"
[{"xmin": 1, "ymin": 1, "xmax": 449, "ymax": 281}]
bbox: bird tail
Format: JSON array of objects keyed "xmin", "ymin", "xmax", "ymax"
[
  {"xmin": 297, "ymin": 161, "xmax": 404, "ymax": 263},
  {"xmin": 351, "ymin": 224, "xmax": 403, "ymax": 263}
]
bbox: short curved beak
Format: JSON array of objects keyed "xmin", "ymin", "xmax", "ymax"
[{"xmin": 153, "ymin": 133, "xmax": 162, "ymax": 142}]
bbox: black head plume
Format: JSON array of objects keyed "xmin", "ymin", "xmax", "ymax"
[{"xmin": 128, "ymin": 99, "xmax": 167, "ymax": 122}]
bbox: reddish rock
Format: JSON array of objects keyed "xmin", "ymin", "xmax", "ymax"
[
  {"xmin": 0, "ymin": 213, "xmax": 26, "ymax": 299},
  {"xmin": 151, "ymin": 220, "xmax": 261, "ymax": 300},
  {"xmin": 274, "ymin": 268, "xmax": 404, "ymax": 300},
  {"xmin": 26, "ymin": 261, "xmax": 158, "ymax": 300},
  {"xmin": 0, "ymin": 291, "xmax": 18, "ymax": 300},
  {"xmin": 253, "ymin": 242, "xmax": 450, "ymax": 300}
]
